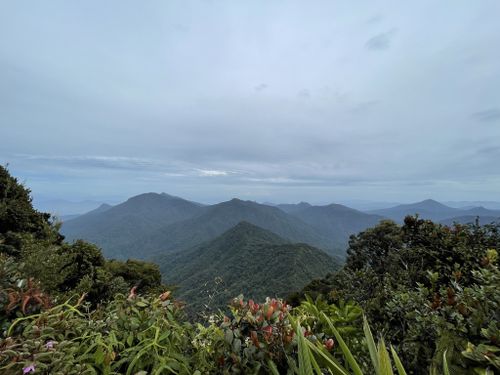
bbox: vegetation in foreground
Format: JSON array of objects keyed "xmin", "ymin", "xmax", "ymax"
[{"xmin": 1, "ymin": 165, "xmax": 498, "ymax": 374}]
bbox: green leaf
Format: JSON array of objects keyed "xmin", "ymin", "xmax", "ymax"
[
  {"xmin": 442, "ymin": 350, "xmax": 450, "ymax": 375},
  {"xmin": 377, "ymin": 339, "xmax": 394, "ymax": 375},
  {"xmin": 364, "ymin": 315, "xmax": 379, "ymax": 374},
  {"xmin": 224, "ymin": 329, "xmax": 233, "ymax": 344},
  {"xmin": 305, "ymin": 340, "xmax": 350, "ymax": 375},
  {"xmin": 267, "ymin": 360, "xmax": 280, "ymax": 375},
  {"xmin": 94, "ymin": 346, "xmax": 105, "ymax": 365},
  {"xmin": 390, "ymin": 345, "xmax": 407, "ymax": 375}
]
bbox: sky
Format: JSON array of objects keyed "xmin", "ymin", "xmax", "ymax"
[{"xmin": 1, "ymin": 1, "xmax": 500, "ymax": 206}]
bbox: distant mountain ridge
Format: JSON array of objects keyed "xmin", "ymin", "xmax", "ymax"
[
  {"xmin": 276, "ymin": 202, "xmax": 312, "ymax": 214},
  {"xmin": 155, "ymin": 221, "xmax": 340, "ymax": 311},
  {"xmin": 282, "ymin": 203, "xmax": 385, "ymax": 245},
  {"xmin": 439, "ymin": 215, "xmax": 500, "ymax": 226},
  {"xmin": 369, "ymin": 199, "xmax": 500, "ymax": 223}
]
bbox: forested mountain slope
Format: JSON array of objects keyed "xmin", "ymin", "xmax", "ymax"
[
  {"xmin": 156, "ymin": 221, "xmax": 340, "ymax": 311},
  {"xmin": 61, "ymin": 192, "xmax": 204, "ymax": 258},
  {"xmin": 282, "ymin": 203, "xmax": 384, "ymax": 246}
]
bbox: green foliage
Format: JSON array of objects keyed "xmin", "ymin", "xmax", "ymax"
[
  {"xmin": 297, "ymin": 216, "xmax": 500, "ymax": 374},
  {"xmin": 0, "ymin": 254, "xmax": 51, "ymax": 336},
  {"xmin": 0, "ymin": 292, "xmax": 192, "ymax": 374},
  {"xmin": 211, "ymin": 295, "xmax": 296, "ymax": 373},
  {"xmin": 105, "ymin": 259, "xmax": 163, "ymax": 294},
  {"xmin": 0, "ymin": 165, "xmax": 59, "ymax": 256},
  {"xmin": 0, "ymin": 260, "xmax": 471, "ymax": 375}
]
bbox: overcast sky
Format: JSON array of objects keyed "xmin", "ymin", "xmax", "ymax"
[{"xmin": 1, "ymin": 1, "xmax": 500, "ymax": 205}]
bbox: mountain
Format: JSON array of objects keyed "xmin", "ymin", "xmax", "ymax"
[
  {"xmin": 88, "ymin": 203, "xmax": 113, "ymax": 214},
  {"xmin": 369, "ymin": 199, "xmax": 457, "ymax": 222},
  {"xmin": 369, "ymin": 199, "xmax": 500, "ymax": 223},
  {"xmin": 33, "ymin": 198, "xmax": 109, "ymax": 216},
  {"xmin": 284, "ymin": 203, "xmax": 385, "ymax": 245},
  {"xmin": 440, "ymin": 215, "xmax": 500, "ymax": 226},
  {"xmin": 53, "ymin": 204, "xmax": 112, "ymax": 223},
  {"xmin": 61, "ymin": 193, "xmax": 205, "ymax": 258},
  {"xmin": 121, "ymin": 198, "xmax": 341, "ymax": 259},
  {"xmin": 461, "ymin": 206, "xmax": 500, "ymax": 217},
  {"xmin": 444, "ymin": 201, "xmax": 500, "ymax": 210},
  {"xmin": 155, "ymin": 221, "xmax": 340, "ymax": 311},
  {"xmin": 58, "ymin": 214, "xmax": 81, "ymax": 222},
  {"xmin": 276, "ymin": 202, "xmax": 312, "ymax": 214},
  {"xmin": 337, "ymin": 200, "xmax": 402, "ymax": 211}
]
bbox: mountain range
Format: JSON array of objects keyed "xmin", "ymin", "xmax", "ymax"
[
  {"xmin": 62, "ymin": 195, "xmax": 500, "ymax": 262},
  {"xmin": 62, "ymin": 194, "xmax": 388, "ymax": 260}
]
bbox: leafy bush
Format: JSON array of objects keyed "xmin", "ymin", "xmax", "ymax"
[
  {"xmin": 1, "ymin": 289, "xmax": 192, "ymax": 374},
  {"xmin": 297, "ymin": 217, "xmax": 500, "ymax": 374}
]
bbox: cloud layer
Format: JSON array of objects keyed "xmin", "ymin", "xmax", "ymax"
[{"xmin": 1, "ymin": 1, "xmax": 500, "ymax": 204}]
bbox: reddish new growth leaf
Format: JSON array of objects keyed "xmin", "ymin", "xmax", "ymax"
[{"xmin": 128, "ymin": 286, "xmax": 138, "ymax": 300}]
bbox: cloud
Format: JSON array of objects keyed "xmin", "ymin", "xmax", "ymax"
[
  {"xmin": 254, "ymin": 83, "xmax": 268, "ymax": 92},
  {"xmin": 297, "ymin": 89, "xmax": 310, "ymax": 99},
  {"xmin": 365, "ymin": 29, "xmax": 397, "ymax": 50},
  {"xmin": 3, "ymin": 2, "xmax": 500, "ymax": 203},
  {"xmin": 19, "ymin": 155, "xmax": 158, "ymax": 171},
  {"xmin": 366, "ymin": 15, "xmax": 384, "ymax": 25},
  {"xmin": 195, "ymin": 169, "xmax": 229, "ymax": 177},
  {"xmin": 349, "ymin": 100, "xmax": 379, "ymax": 114},
  {"xmin": 475, "ymin": 146, "xmax": 500, "ymax": 158},
  {"xmin": 471, "ymin": 108, "xmax": 500, "ymax": 122}
]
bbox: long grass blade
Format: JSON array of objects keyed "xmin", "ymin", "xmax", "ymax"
[
  {"xmin": 293, "ymin": 318, "xmax": 314, "ymax": 375},
  {"xmin": 306, "ymin": 340, "xmax": 350, "ymax": 375},
  {"xmin": 363, "ymin": 315, "xmax": 379, "ymax": 374},
  {"xmin": 320, "ymin": 312, "xmax": 364, "ymax": 375},
  {"xmin": 267, "ymin": 360, "xmax": 280, "ymax": 375},
  {"xmin": 377, "ymin": 338, "xmax": 394, "ymax": 375},
  {"xmin": 442, "ymin": 350, "xmax": 450, "ymax": 375},
  {"xmin": 390, "ymin": 345, "xmax": 407, "ymax": 375}
]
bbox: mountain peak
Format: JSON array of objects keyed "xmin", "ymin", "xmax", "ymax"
[
  {"xmin": 222, "ymin": 220, "xmax": 284, "ymax": 239},
  {"xmin": 207, "ymin": 221, "xmax": 287, "ymax": 250},
  {"xmin": 221, "ymin": 198, "xmax": 258, "ymax": 207},
  {"xmin": 126, "ymin": 192, "xmax": 162, "ymax": 202},
  {"xmin": 413, "ymin": 199, "xmax": 451, "ymax": 210},
  {"xmin": 420, "ymin": 198, "xmax": 440, "ymax": 204},
  {"xmin": 94, "ymin": 203, "xmax": 112, "ymax": 212},
  {"xmin": 297, "ymin": 201, "xmax": 312, "ymax": 207}
]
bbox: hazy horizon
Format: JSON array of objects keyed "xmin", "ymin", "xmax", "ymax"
[
  {"xmin": 2, "ymin": 1, "xmax": 500, "ymax": 204},
  {"xmin": 32, "ymin": 192, "xmax": 500, "ymax": 216}
]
